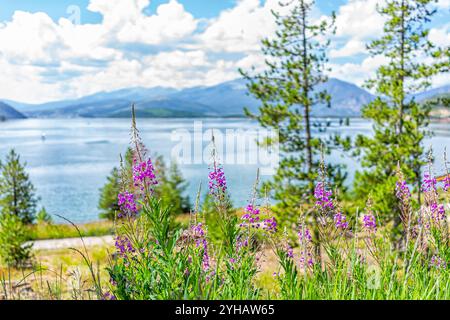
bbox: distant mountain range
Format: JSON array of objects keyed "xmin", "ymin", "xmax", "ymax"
[
  {"xmin": 0, "ymin": 102, "xmax": 26, "ymax": 120},
  {"xmin": 2, "ymin": 78, "xmax": 448, "ymax": 119}
]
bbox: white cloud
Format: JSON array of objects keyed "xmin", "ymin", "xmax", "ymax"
[
  {"xmin": 57, "ymin": 20, "xmax": 120, "ymax": 62},
  {"xmin": 194, "ymin": 0, "xmax": 300, "ymax": 53},
  {"xmin": 196, "ymin": 0, "xmax": 276, "ymax": 53},
  {"xmin": 429, "ymin": 24, "xmax": 450, "ymax": 47},
  {"xmin": 334, "ymin": 0, "xmax": 385, "ymax": 40},
  {"xmin": 330, "ymin": 39, "xmax": 366, "ymax": 58},
  {"xmin": 436, "ymin": 0, "xmax": 450, "ymax": 9},
  {"xmin": 0, "ymin": 11, "xmax": 63, "ymax": 64},
  {"xmin": 115, "ymin": 0, "xmax": 198, "ymax": 44},
  {"xmin": 0, "ymin": 0, "xmax": 202, "ymax": 102},
  {"xmin": 144, "ymin": 50, "xmax": 208, "ymax": 69},
  {"xmin": 0, "ymin": 57, "xmax": 67, "ymax": 103},
  {"xmin": 328, "ymin": 55, "xmax": 389, "ymax": 87},
  {"xmin": 0, "ymin": 0, "xmax": 447, "ymax": 103}
]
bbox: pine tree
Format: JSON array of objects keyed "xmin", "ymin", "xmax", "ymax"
[
  {"xmin": 98, "ymin": 167, "xmax": 121, "ymax": 220},
  {"xmin": 0, "ymin": 149, "xmax": 38, "ymax": 224},
  {"xmin": 353, "ymin": 0, "xmax": 449, "ymax": 222},
  {"xmin": 99, "ymin": 148, "xmax": 190, "ymax": 219},
  {"xmin": 0, "ymin": 213, "xmax": 33, "ymax": 267},
  {"xmin": 240, "ymin": 0, "xmax": 343, "ymax": 238},
  {"xmin": 36, "ymin": 207, "xmax": 53, "ymax": 224},
  {"xmin": 98, "ymin": 148, "xmax": 133, "ymax": 220},
  {"xmin": 154, "ymin": 157, "xmax": 190, "ymax": 215}
]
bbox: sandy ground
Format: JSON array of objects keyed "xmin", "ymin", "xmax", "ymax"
[{"xmin": 27, "ymin": 235, "xmax": 114, "ymax": 250}]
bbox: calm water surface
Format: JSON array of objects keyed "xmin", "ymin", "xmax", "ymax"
[{"xmin": 0, "ymin": 118, "xmax": 448, "ymax": 223}]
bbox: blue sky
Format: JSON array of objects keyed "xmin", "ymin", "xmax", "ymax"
[
  {"xmin": 0, "ymin": 0, "xmax": 349, "ymax": 21},
  {"xmin": 0, "ymin": 0, "xmax": 448, "ymax": 103},
  {"xmin": 0, "ymin": 0, "xmax": 239, "ymax": 22}
]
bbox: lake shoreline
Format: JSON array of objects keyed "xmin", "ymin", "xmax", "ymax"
[{"xmin": 2, "ymin": 118, "xmax": 449, "ymax": 223}]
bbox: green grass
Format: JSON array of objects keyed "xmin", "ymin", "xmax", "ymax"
[{"xmin": 26, "ymin": 220, "xmax": 114, "ymax": 240}]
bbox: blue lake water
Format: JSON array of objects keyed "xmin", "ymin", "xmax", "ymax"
[{"xmin": 0, "ymin": 118, "xmax": 449, "ymax": 223}]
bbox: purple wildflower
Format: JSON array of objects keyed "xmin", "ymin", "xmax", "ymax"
[
  {"xmin": 117, "ymin": 191, "xmax": 138, "ymax": 218},
  {"xmin": 202, "ymin": 251, "xmax": 210, "ymax": 271},
  {"xmin": 430, "ymin": 203, "xmax": 446, "ymax": 222},
  {"xmin": 333, "ymin": 212, "xmax": 348, "ymax": 230},
  {"xmin": 299, "ymin": 251, "xmax": 314, "ymax": 268},
  {"xmin": 191, "ymin": 222, "xmax": 206, "ymax": 240},
  {"xmin": 443, "ymin": 174, "xmax": 450, "ymax": 192},
  {"xmin": 395, "ymin": 180, "xmax": 411, "ymax": 201},
  {"xmin": 102, "ymin": 292, "xmax": 116, "ymax": 300},
  {"xmin": 191, "ymin": 223, "xmax": 210, "ymax": 271},
  {"xmin": 208, "ymin": 165, "xmax": 227, "ymax": 196},
  {"xmin": 115, "ymin": 235, "xmax": 135, "ymax": 257},
  {"xmin": 430, "ymin": 255, "xmax": 447, "ymax": 269},
  {"xmin": 236, "ymin": 237, "xmax": 249, "ymax": 251},
  {"xmin": 314, "ymin": 182, "xmax": 334, "ymax": 210},
  {"xmin": 286, "ymin": 244, "xmax": 294, "ymax": 259},
  {"xmin": 297, "ymin": 225, "xmax": 314, "ymax": 269},
  {"xmin": 362, "ymin": 214, "xmax": 377, "ymax": 232},
  {"xmin": 422, "ymin": 173, "xmax": 437, "ymax": 193},
  {"xmin": 298, "ymin": 227, "xmax": 312, "ymax": 243},
  {"xmin": 240, "ymin": 204, "xmax": 261, "ymax": 228},
  {"xmin": 133, "ymin": 158, "xmax": 158, "ymax": 191},
  {"xmin": 395, "ymin": 168, "xmax": 413, "ymax": 236},
  {"xmin": 205, "ymin": 270, "xmax": 216, "ymax": 283},
  {"xmin": 421, "ymin": 171, "xmax": 447, "ymax": 225},
  {"xmin": 262, "ymin": 216, "xmax": 277, "ymax": 233}
]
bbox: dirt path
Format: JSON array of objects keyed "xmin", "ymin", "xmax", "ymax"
[{"xmin": 28, "ymin": 235, "xmax": 114, "ymax": 251}]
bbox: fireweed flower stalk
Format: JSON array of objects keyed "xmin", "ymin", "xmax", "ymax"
[
  {"xmin": 362, "ymin": 214, "xmax": 377, "ymax": 232},
  {"xmin": 395, "ymin": 165, "xmax": 413, "ymax": 240},
  {"xmin": 422, "ymin": 171, "xmax": 446, "ymax": 225},
  {"xmin": 190, "ymin": 222, "xmax": 210, "ymax": 272},
  {"xmin": 313, "ymin": 160, "xmax": 350, "ymax": 268},
  {"xmin": 262, "ymin": 216, "xmax": 277, "ymax": 233},
  {"xmin": 207, "ymin": 135, "xmax": 237, "ymax": 253},
  {"xmin": 298, "ymin": 225, "xmax": 314, "ymax": 270},
  {"xmin": 240, "ymin": 204, "xmax": 261, "ymax": 228},
  {"xmin": 314, "ymin": 182, "xmax": 334, "ymax": 211},
  {"xmin": 314, "ymin": 174, "xmax": 348, "ymax": 231},
  {"xmin": 430, "ymin": 255, "xmax": 447, "ymax": 269},
  {"xmin": 240, "ymin": 173, "xmax": 278, "ymax": 237},
  {"xmin": 117, "ymin": 191, "xmax": 138, "ymax": 218},
  {"xmin": 130, "ymin": 105, "xmax": 159, "ymax": 200},
  {"xmin": 419, "ymin": 156, "xmax": 449, "ymax": 264},
  {"xmin": 208, "ymin": 135, "xmax": 228, "ymax": 204},
  {"xmin": 208, "ymin": 165, "xmax": 227, "ymax": 200},
  {"xmin": 132, "ymin": 157, "xmax": 158, "ymax": 192},
  {"xmin": 442, "ymin": 149, "xmax": 450, "ymax": 193},
  {"xmin": 179, "ymin": 187, "xmax": 223, "ymax": 296},
  {"xmin": 207, "ymin": 142, "xmax": 235, "ymax": 256},
  {"xmin": 108, "ymin": 106, "xmax": 221, "ymax": 300},
  {"xmin": 362, "ymin": 197, "xmax": 377, "ymax": 233},
  {"xmin": 360, "ymin": 198, "xmax": 383, "ymax": 265},
  {"xmin": 314, "ymin": 179, "xmax": 348, "ymax": 233},
  {"xmin": 443, "ymin": 175, "xmax": 450, "ymax": 193},
  {"xmin": 114, "ymin": 236, "xmax": 135, "ymax": 259}
]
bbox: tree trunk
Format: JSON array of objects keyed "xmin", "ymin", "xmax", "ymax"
[
  {"xmin": 300, "ymin": 1, "xmax": 320, "ymax": 264},
  {"xmin": 398, "ymin": 0, "xmax": 406, "ymax": 135}
]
